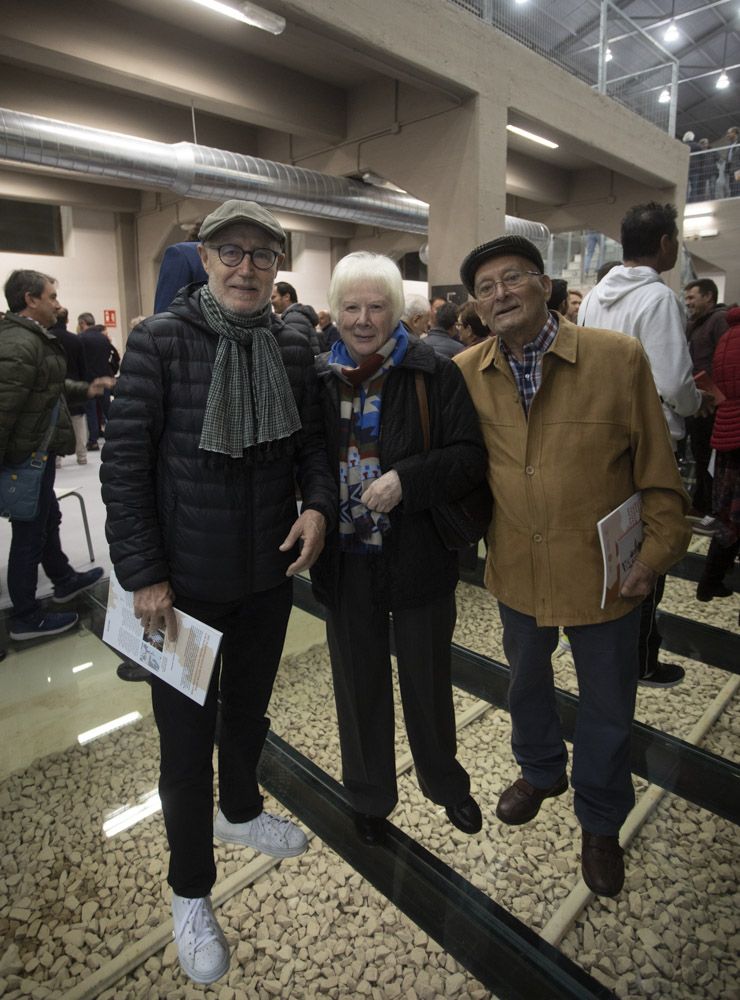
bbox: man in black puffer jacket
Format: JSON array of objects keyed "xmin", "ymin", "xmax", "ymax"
[
  {"xmin": 101, "ymin": 200, "xmax": 335, "ymax": 987},
  {"xmin": 271, "ymin": 280, "xmax": 323, "ymax": 354}
]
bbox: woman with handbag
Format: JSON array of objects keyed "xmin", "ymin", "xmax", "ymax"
[{"xmin": 310, "ymin": 251, "xmax": 489, "ymax": 844}]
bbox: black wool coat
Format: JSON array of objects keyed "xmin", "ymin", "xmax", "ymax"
[
  {"xmin": 101, "ymin": 285, "xmax": 336, "ymax": 603},
  {"xmin": 310, "ymin": 338, "xmax": 488, "ymax": 611}
]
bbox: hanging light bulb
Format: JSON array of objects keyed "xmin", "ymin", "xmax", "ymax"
[
  {"xmin": 716, "ymin": 71, "xmax": 730, "ymax": 89},
  {"xmin": 664, "ymin": 22, "xmax": 679, "ymax": 42},
  {"xmin": 658, "ymin": 88, "xmax": 671, "ymax": 104},
  {"xmin": 605, "ymin": 47, "xmax": 613, "ymax": 62}
]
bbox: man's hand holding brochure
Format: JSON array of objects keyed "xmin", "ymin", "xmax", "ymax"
[
  {"xmin": 597, "ymin": 491, "xmax": 656, "ymax": 608},
  {"xmin": 103, "ymin": 572, "xmax": 222, "ymax": 705}
]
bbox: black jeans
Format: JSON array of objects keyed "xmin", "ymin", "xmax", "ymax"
[
  {"xmin": 8, "ymin": 455, "xmax": 73, "ymax": 622},
  {"xmin": 151, "ymin": 579, "xmax": 293, "ymax": 897}
]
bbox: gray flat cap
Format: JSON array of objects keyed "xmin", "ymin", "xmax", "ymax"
[{"xmin": 198, "ymin": 200, "xmax": 286, "ymax": 246}]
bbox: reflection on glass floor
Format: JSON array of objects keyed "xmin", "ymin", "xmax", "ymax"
[{"xmin": 0, "ymin": 571, "xmax": 737, "ymax": 998}]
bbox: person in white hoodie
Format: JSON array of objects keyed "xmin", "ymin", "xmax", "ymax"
[{"xmin": 578, "ymin": 202, "xmax": 711, "ymax": 690}]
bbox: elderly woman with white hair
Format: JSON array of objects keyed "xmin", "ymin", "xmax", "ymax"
[{"xmin": 310, "ymin": 251, "xmax": 488, "ymax": 844}]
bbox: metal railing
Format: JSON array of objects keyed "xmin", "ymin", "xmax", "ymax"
[
  {"xmin": 447, "ymin": 0, "xmax": 679, "ymax": 134},
  {"xmin": 687, "ymin": 144, "xmax": 740, "ymax": 203}
]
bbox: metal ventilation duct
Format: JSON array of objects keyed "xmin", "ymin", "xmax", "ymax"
[{"xmin": 0, "ymin": 108, "xmax": 549, "ymax": 243}]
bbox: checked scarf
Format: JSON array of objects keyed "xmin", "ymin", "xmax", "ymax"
[
  {"xmin": 198, "ymin": 286, "xmax": 301, "ymax": 459},
  {"xmin": 328, "ymin": 324, "xmax": 409, "ymax": 552}
]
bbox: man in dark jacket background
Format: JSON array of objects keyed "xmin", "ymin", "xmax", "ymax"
[
  {"xmin": 684, "ymin": 278, "xmax": 728, "ymax": 518},
  {"xmin": 1, "ymin": 271, "xmax": 110, "ymax": 640},
  {"xmin": 77, "ymin": 312, "xmax": 115, "ymax": 450},
  {"xmin": 271, "ymin": 280, "xmax": 323, "ymax": 353},
  {"xmin": 49, "ymin": 308, "xmax": 89, "ymax": 465},
  {"xmin": 425, "ymin": 301, "xmax": 464, "ymax": 359},
  {"xmin": 100, "ymin": 199, "xmax": 335, "ymax": 987}
]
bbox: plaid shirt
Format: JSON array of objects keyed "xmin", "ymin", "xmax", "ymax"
[{"xmin": 500, "ymin": 312, "xmax": 559, "ymax": 415}]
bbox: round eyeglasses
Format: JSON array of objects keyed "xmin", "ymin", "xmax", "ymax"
[
  {"xmin": 475, "ymin": 270, "xmax": 542, "ymax": 300},
  {"xmin": 206, "ymin": 244, "xmax": 280, "ymax": 269}
]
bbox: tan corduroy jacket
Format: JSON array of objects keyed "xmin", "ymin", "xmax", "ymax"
[{"xmin": 454, "ymin": 318, "xmax": 691, "ymax": 626}]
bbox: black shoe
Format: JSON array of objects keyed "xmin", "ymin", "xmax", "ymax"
[
  {"xmin": 638, "ymin": 662, "xmax": 685, "ymax": 688},
  {"xmin": 116, "ymin": 661, "xmax": 151, "ymax": 682},
  {"xmin": 446, "ymin": 795, "xmax": 482, "ymax": 834},
  {"xmin": 353, "ymin": 813, "xmax": 385, "ymax": 846},
  {"xmin": 86, "ymin": 442, "xmax": 100, "ymax": 452},
  {"xmin": 696, "ymin": 581, "xmax": 732, "ymax": 602}
]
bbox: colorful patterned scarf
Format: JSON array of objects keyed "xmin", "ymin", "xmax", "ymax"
[{"xmin": 328, "ymin": 324, "xmax": 409, "ymax": 552}]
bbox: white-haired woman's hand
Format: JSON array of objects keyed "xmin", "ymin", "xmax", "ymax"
[{"xmin": 362, "ymin": 470, "xmax": 402, "ymax": 513}]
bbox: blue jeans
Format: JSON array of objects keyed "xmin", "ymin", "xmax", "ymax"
[
  {"xmin": 8, "ymin": 456, "xmax": 74, "ymax": 622},
  {"xmin": 498, "ymin": 602, "xmax": 640, "ymax": 835},
  {"xmin": 85, "ymin": 399, "xmax": 100, "ymax": 446}
]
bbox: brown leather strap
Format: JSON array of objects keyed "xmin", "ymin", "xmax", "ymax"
[{"xmin": 415, "ymin": 370, "xmax": 431, "ymax": 451}]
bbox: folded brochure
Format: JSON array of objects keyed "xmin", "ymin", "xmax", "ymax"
[
  {"xmin": 597, "ymin": 491, "xmax": 643, "ymax": 609},
  {"xmin": 103, "ymin": 572, "xmax": 222, "ymax": 705}
]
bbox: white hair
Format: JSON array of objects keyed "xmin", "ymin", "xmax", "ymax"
[
  {"xmin": 327, "ymin": 252, "xmax": 405, "ymax": 328},
  {"xmin": 402, "ymin": 294, "xmax": 431, "ymax": 322}
]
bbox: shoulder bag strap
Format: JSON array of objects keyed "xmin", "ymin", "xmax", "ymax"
[{"xmin": 37, "ymin": 399, "xmax": 61, "ymax": 455}]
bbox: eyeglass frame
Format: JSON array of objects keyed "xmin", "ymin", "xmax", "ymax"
[
  {"xmin": 474, "ymin": 269, "xmax": 544, "ymax": 300},
  {"xmin": 204, "ymin": 243, "xmax": 282, "ymax": 270}
]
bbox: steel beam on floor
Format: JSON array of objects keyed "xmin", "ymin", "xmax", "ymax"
[
  {"xmin": 291, "ymin": 577, "xmax": 740, "ymax": 826},
  {"xmin": 258, "ymin": 733, "xmax": 614, "ymax": 1000},
  {"xmin": 458, "ymin": 560, "xmax": 739, "ymax": 674},
  {"xmin": 670, "ymin": 550, "xmax": 740, "ymax": 589},
  {"xmin": 656, "ymin": 611, "xmax": 740, "ymax": 675}
]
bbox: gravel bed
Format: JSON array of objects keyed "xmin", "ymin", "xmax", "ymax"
[{"xmin": 0, "ymin": 567, "xmax": 737, "ymax": 999}]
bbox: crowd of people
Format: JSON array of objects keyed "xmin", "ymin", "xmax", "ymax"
[
  {"xmin": 683, "ymin": 126, "xmax": 740, "ymax": 202},
  {"xmin": 1, "ymin": 194, "xmax": 737, "ymax": 987}
]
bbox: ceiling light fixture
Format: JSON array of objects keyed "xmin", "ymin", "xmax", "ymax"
[
  {"xmin": 717, "ymin": 31, "xmax": 731, "ymax": 90},
  {"xmin": 506, "ymin": 124, "xmax": 559, "ymax": 149},
  {"xmin": 605, "ymin": 47, "xmax": 613, "ymax": 62},
  {"xmin": 658, "ymin": 87, "xmax": 671, "ymax": 103},
  {"xmin": 664, "ymin": 22, "xmax": 679, "ymax": 42},
  {"xmin": 185, "ymin": 0, "xmax": 285, "ymax": 34}
]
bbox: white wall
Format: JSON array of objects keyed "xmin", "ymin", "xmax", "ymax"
[
  {"xmin": 276, "ymin": 232, "xmax": 333, "ymax": 310},
  {"xmin": 0, "ymin": 206, "xmax": 123, "ymax": 352}
]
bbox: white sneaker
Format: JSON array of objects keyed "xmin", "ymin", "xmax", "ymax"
[
  {"xmin": 214, "ymin": 808, "xmax": 308, "ymax": 858},
  {"xmin": 171, "ymin": 893, "xmax": 229, "ymax": 985}
]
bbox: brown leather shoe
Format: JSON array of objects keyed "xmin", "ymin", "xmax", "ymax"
[
  {"xmin": 581, "ymin": 831, "xmax": 624, "ymax": 897},
  {"xmin": 495, "ymin": 773, "xmax": 568, "ymax": 825}
]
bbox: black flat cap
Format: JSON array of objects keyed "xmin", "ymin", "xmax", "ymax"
[{"xmin": 460, "ymin": 235, "xmax": 545, "ymax": 295}]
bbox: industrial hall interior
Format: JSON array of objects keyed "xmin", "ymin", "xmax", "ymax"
[{"xmin": 0, "ymin": 0, "xmax": 739, "ymax": 998}]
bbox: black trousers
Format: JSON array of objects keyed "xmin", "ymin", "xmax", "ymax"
[
  {"xmin": 151, "ymin": 580, "xmax": 293, "ymax": 898},
  {"xmin": 638, "ymin": 573, "xmax": 666, "ymax": 677},
  {"xmin": 686, "ymin": 413, "xmax": 715, "ymax": 515},
  {"xmin": 325, "ymin": 553, "xmax": 470, "ymax": 817}
]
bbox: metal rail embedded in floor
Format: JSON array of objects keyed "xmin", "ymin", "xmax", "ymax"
[
  {"xmin": 291, "ymin": 576, "xmax": 740, "ymax": 826},
  {"xmin": 259, "ymin": 733, "xmax": 615, "ymax": 1000}
]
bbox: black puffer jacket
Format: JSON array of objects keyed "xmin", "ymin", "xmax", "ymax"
[
  {"xmin": 281, "ymin": 303, "xmax": 323, "ymax": 354},
  {"xmin": 310, "ymin": 338, "xmax": 488, "ymax": 611},
  {"xmin": 101, "ymin": 285, "xmax": 336, "ymax": 602}
]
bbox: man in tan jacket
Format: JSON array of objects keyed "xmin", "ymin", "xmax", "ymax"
[{"xmin": 454, "ymin": 235, "xmax": 690, "ymax": 898}]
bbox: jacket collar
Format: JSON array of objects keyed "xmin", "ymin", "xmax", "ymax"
[
  {"xmin": 5, "ymin": 312, "xmax": 57, "ymax": 341},
  {"xmin": 316, "ymin": 335, "xmax": 437, "ymax": 381},
  {"xmin": 478, "ymin": 314, "xmax": 579, "ymax": 373}
]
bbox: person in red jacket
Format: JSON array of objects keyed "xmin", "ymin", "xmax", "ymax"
[{"xmin": 696, "ymin": 306, "xmax": 740, "ymax": 603}]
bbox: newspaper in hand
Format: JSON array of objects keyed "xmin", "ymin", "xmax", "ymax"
[
  {"xmin": 103, "ymin": 571, "xmax": 222, "ymax": 705},
  {"xmin": 597, "ymin": 492, "xmax": 643, "ymax": 609}
]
